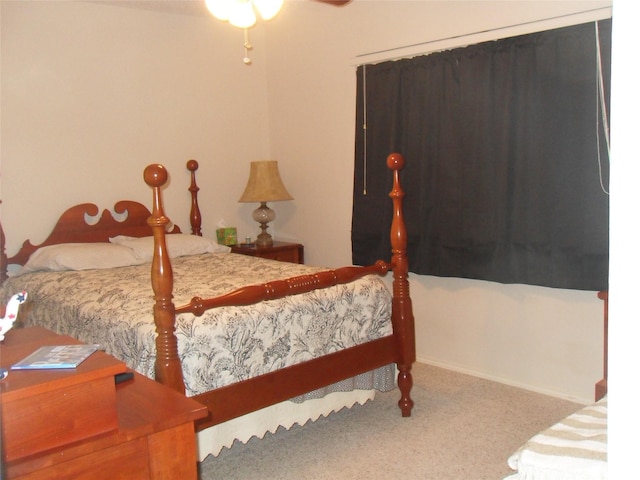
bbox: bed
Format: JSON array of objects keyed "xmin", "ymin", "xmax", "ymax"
[{"xmin": 0, "ymin": 153, "xmax": 415, "ymax": 460}]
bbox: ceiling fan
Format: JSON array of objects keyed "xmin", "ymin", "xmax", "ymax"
[
  {"xmin": 205, "ymin": 0, "xmax": 351, "ymax": 64},
  {"xmin": 205, "ymin": 0, "xmax": 351, "ymax": 28}
]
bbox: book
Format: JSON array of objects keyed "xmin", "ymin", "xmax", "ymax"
[{"xmin": 11, "ymin": 344, "xmax": 101, "ymax": 370}]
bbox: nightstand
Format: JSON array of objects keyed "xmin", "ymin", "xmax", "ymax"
[{"xmin": 231, "ymin": 241, "xmax": 304, "ymax": 264}]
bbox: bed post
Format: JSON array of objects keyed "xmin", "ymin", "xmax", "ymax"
[
  {"xmin": 186, "ymin": 160, "xmax": 202, "ymax": 236},
  {"xmin": 143, "ymin": 164, "xmax": 186, "ymax": 395},
  {"xmin": 387, "ymin": 153, "xmax": 416, "ymax": 417}
]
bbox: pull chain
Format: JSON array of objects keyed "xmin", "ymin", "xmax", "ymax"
[
  {"xmin": 594, "ymin": 21, "xmax": 609, "ymax": 195},
  {"xmin": 243, "ymin": 28, "xmax": 252, "ymax": 65}
]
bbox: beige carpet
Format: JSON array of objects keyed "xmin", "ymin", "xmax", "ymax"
[{"xmin": 198, "ymin": 363, "xmax": 582, "ymax": 480}]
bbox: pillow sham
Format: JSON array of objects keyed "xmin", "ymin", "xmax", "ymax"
[
  {"xmin": 14, "ymin": 243, "xmax": 145, "ymax": 276},
  {"xmin": 109, "ymin": 234, "xmax": 230, "ymax": 262}
]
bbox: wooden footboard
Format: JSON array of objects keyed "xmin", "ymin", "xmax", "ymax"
[
  {"xmin": 175, "ymin": 261, "xmax": 390, "ymax": 315},
  {"xmin": 143, "ymin": 153, "xmax": 415, "ymax": 418}
]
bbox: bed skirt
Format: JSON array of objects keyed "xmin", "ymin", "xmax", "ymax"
[{"xmin": 197, "ymin": 364, "xmax": 396, "ymax": 460}]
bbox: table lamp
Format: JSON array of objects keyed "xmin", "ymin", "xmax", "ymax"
[{"xmin": 238, "ymin": 161, "xmax": 293, "ymax": 247}]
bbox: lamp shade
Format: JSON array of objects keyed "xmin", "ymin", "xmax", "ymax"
[{"xmin": 239, "ymin": 161, "xmax": 293, "ymax": 203}]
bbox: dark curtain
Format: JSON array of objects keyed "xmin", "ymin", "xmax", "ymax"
[{"xmin": 352, "ymin": 20, "xmax": 611, "ymax": 291}]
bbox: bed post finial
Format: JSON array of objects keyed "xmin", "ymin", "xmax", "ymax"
[
  {"xmin": 387, "ymin": 153, "xmax": 415, "ymax": 417},
  {"xmin": 144, "ymin": 164, "xmax": 186, "ymax": 395},
  {"xmin": 186, "ymin": 160, "xmax": 202, "ymax": 236}
]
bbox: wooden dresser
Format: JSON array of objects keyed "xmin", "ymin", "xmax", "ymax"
[{"xmin": 1, "ymin": 327, "xmax": 207, "ymax": 479}]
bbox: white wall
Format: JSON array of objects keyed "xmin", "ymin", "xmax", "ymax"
[
  {"xmin": 1, "ymin": 0, "xmax": 613, "ymax": 403},
  {"xmin": 1, "ymin": 0, "xmax": 270, "ymax": 247}
]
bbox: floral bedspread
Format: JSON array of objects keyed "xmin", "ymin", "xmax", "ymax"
[{"xmin": 2, "ymin": 253, "xmax": 393, "ymax": 397}]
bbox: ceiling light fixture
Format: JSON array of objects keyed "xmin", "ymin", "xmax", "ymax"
[{"xmin": 205, "ymin": 0, "xmax": 284, "ymax": 64}]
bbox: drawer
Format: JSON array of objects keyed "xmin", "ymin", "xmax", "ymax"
[{"xmin": 259, "ymin": 249, "xmax": 300, "ymax": 263}]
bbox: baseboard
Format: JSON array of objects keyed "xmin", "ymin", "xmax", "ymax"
[{"xmin": 415, "ymin": 355, "xmax": 591, "ymax": 405}]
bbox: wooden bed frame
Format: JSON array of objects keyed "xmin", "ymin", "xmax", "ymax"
[{"xmin": 1, "ymin": 153, "xmax": 416, "ymax": 431}]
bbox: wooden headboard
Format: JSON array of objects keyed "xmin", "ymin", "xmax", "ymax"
[
  {"xmin": 0, "ymin": 200, "xmax": 181, "ymax": 283},
  {"xmin": 0, "ymin": 160, "xmax": 207, "ymax": 284}
]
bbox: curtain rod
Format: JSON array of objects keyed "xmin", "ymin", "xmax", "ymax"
[{"xmin": 354, "ymin": 6, "xmax": 611, "ymax": 65}]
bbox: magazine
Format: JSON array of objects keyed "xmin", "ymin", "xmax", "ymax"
[{"xmin": 11, "ymin": 344, "xmax": 101, "ymax": 370}]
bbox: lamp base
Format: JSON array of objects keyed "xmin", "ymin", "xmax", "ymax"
[
  {"xmin": 255, "ymin": 232, "xmax": 273, "ymax": 247},
  {"xmin": 252, "ymin": 202, "xmax": 275, "ymax": 247}
]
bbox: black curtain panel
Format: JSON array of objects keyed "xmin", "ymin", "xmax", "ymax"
[{"xmin": 352, "ymin": 19, "xmax": 611, "ymax": 291}]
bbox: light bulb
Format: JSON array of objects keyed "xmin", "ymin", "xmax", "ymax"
[
  {"xmin": 252, "ymin": 0, "xmax": 283, "ymax": 20},
  {"xmin": 228, "ymin": 0, "xmax": 257, "ymax": 28},
  {"xmin": 204, "ymin": 0, "xmax": 232, "ymax": 21}
]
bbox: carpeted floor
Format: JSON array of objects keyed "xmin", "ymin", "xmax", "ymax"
[{"xmin": 198, "ymin": 363, "xmax": 582, "ymax": 480}]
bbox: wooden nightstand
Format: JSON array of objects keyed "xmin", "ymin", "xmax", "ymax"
[{"xmin": 231, "ymin": 241, "xmax": 304, "ymax": 264}]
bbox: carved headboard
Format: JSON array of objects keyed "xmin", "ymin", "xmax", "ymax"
[{"xmin": 1, "ymin": 200, "xmax": 181, "ymax": 282}]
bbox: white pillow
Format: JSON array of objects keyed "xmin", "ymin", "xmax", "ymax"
[
  {"xmin": 14, "ymin": 243, "xmax": 145, "ymax": 276},
  {"xmin": 109, "ymin": 234, "xmax": 230, "ymax": 262}
]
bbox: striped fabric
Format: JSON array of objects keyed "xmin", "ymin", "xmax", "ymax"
[{"xmin": 505, "ymin": 396, "xmax": 607, "ymax": 480}]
